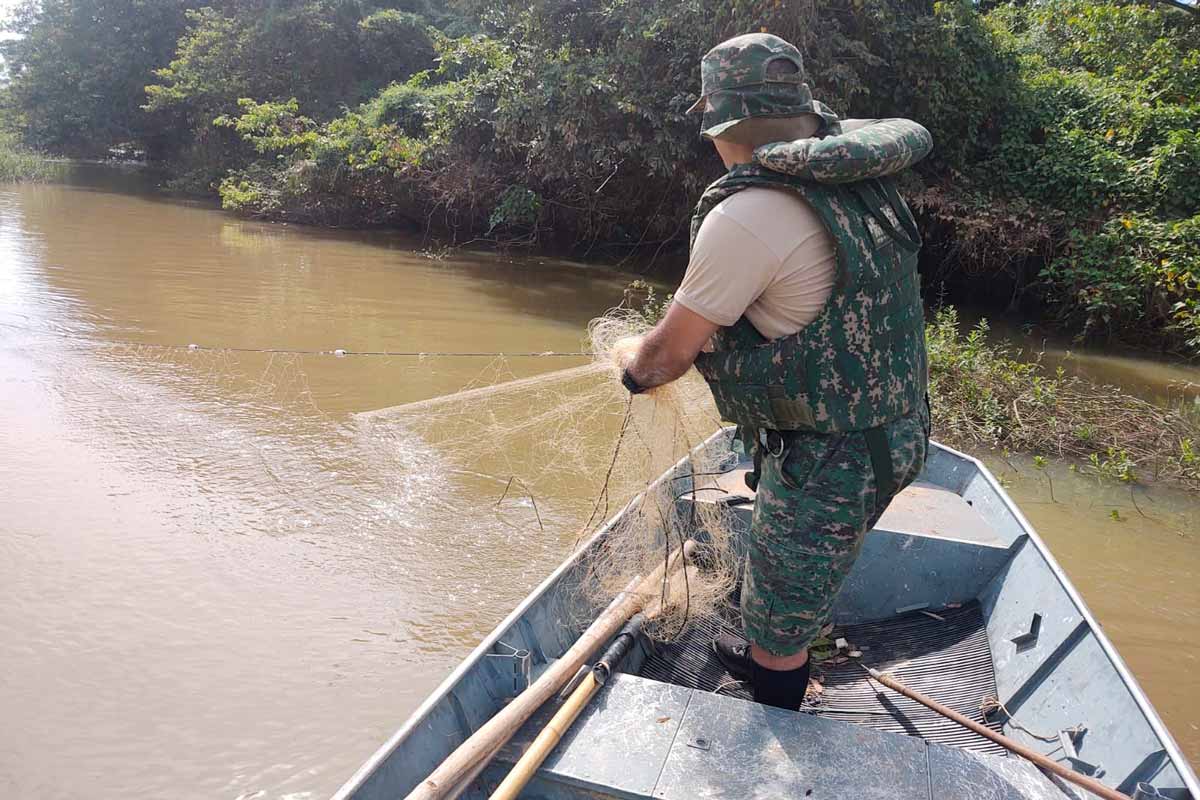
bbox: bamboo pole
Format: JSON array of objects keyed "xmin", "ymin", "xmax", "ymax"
[
  {"xmin": 404, "ymin": 539, "xmax": 697, "ymax": 800},
  {"xmin": 489, "ymin": 563, "xmax": 693, "ymax": 800},
  {"xmin": 489, "ymin": 672, "xmax": 601, "ymax": 800},
  {"xmin": 864, "ymin": 667, "xmax": 1130, "ymax": 800}
]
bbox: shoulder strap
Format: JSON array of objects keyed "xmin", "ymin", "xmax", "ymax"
[{"xmin": 851, "ymin": 180, "xmax": 921, "ymax": 252}]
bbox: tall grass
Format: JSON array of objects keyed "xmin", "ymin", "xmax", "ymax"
[{"xmin": 0, "ymin": 135, "xmax": 63, "ymax": 182}]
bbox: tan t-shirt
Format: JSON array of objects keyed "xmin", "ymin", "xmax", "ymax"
[{"xmin": 674, "ymin": 187, "xmax": 837, "ymax": 340}]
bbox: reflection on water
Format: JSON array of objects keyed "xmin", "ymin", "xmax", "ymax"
[{"xmin": 0, "ymin": 166, "xmax": 1197, "ymax": 798}]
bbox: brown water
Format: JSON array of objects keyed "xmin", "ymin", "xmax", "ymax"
[{"xmin": 0, "ymin": 167, "xmax": 1196, "ymax": 798}]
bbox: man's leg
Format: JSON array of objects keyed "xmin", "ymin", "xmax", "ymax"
[
  {"xmin": 729, "ymin": 407, "xmax": 930, "ymax": 709},
  {"xmin": 734, "ymin": 427, "xmax": 866, "ymax": 709},
  {"xmin": 750, "ymin": 644, "xmax": 807, "ymax": 670}
]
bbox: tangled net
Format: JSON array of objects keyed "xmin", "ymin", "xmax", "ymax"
[{"xmin": 353, "ymin": 309, "xmax": 742, "ymax": 639}]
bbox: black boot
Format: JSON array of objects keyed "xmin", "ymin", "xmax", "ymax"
[
  {"xmin": 713, "ymin": 633, "xmax": 754, "ymax": 680},
  {"xmin": 751, "ymin": 657, "xmax": 811, "ymax": 712}
]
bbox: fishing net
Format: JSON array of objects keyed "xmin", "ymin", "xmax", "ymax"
[
  {"xmin": 352, "ymin": 309, "xmax": 742, "ymax": 640},
  {"xmin": 2, "ymin": 310, "xmax": 743, "ymax": 640}
]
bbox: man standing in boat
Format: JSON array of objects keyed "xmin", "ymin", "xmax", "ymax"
[{"xmin": 617, "ymin": 33, "xmax": 932, "ymax": 710}]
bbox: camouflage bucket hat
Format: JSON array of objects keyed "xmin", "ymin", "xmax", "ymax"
[{"xmin": 687, "ymin": 33, "xmax": 816, "ymax": 139}]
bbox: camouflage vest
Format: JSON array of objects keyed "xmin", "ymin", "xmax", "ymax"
[{"xmin": 691, "ymin": 167, "xmax": 928, "ymax": 433}]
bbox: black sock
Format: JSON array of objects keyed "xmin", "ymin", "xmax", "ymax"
[{"xmin": 751, "ymin": 657, "xmax": 811, "ymax": 711}]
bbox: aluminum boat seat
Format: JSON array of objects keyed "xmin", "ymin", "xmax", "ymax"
[{"xmin": 489, "ymin": 671, "xmax": 1081, "ymax": 799}]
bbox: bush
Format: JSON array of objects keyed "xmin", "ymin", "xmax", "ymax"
[
  {"xmin": 1043, "ymin": 215, "xmax": 1200, "ymax": 351},
  {"xmin": 966, "ymin": 0, "xmax": 1200, "ymax": 353},
  {"xmin": 362, "ymin": 82, "xmax": 464, "ymax": 137},
  {"xmin": 358, "ymin": 10, "xmax": 436, "ymax": 79}
]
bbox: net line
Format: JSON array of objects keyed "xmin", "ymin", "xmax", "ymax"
[
  {"xmin": 0, "ymin": 320, "xmax": 589, "ymax": 358},
  {"xmin": 3, "ymin": 311, "xmax": 742, "ymax": 640}
]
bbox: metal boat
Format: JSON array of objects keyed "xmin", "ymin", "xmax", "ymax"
[{"xmin": 336, "ymin": 432, "xmax": 1198, "ymax": 799}]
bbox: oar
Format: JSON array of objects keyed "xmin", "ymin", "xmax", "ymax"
[
  {"xmin": 404, "ymin": 539, "xmax": 698, "ymax": 800},
  {"xmin": 863, "ymin": 666, "xmax": 1130, "ymax": 800}
]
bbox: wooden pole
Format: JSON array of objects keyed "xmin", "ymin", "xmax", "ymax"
[
  {"xmin": 404, "ymin": 539, "xmax": 697, "ymax": 800},
  {"xmin": 445, "ymin": 742, "xmax": 503, "ymax": 800},
  {"xmin": 489, "ymin": 672, "xmax": 601, "ymax": 800},
  {"xmin": 865, "ymin": 667, "xmax": 1130, "ymax": 800}
]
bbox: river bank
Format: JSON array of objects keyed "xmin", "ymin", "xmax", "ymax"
[{"xmin": 928, "ymin": 307, "xmax": 1200, "ymax": 490}]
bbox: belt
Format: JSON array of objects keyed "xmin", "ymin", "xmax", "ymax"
[{"xmin": 758, "ymin": 425, "xmax": 897, "ymax": 500}]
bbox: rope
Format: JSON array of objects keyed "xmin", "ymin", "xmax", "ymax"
[
  {"xmin": 979, "ymin": 696, "xmax": 1084, "ymax": 743},
  {"xmin": 0, "ymin": 320, "xmax": 588, "ymax": 358}
]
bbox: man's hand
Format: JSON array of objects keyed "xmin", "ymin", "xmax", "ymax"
[{"xmin": 623, "ymin": 302, "xmax": 720, "ymax": 391}]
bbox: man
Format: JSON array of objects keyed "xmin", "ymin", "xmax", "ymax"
[{"xmin": 617, "ymin": 33, "xmax": 932, "ymax": 711}]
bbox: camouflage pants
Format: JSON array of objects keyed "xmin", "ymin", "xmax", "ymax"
[{"xmin": 740, "ymin": 401, "xmax": 931, "ymax": 656}]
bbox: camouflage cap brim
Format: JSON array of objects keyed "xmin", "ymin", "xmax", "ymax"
[{"xmin": 697, "ymin": 83, "xmax": 816, "ymax": 139}]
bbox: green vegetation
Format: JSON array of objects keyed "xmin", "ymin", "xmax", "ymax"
[
  {"xmin": 0, "ymin": 134, "xmax": 61, "ymax": 182},
  {"xmin": 927, "ymin": 307, "xmax": 1200, "ymax": 489},
  {"xmin": 1, "ymin": 0, "xmax": 1198, "ymax": 354},
  {"xmin": 980, "ymin": 1, "xmax": 1200, "ymax": 356}
]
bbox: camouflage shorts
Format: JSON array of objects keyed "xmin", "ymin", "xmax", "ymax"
[{"xmin": 740, "ymin": 401, "xmax": 930, "ymax": 656}]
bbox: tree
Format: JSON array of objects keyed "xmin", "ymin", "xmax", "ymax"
[{"xmin": 1, "ymin": 0, "xmax": 195, "ymax": 155}]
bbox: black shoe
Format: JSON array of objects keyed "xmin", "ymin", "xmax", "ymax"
[{"xmin": 713, "ymin": 633, "xmax": 754, "ymax": 680}]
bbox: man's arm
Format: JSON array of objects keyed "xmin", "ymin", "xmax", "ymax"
[{"xmin": 619, "ymin": 302, "xmax": 720, "ymax": 390}]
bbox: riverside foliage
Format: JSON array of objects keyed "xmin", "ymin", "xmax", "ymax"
[
  {"xmin": 926, "ymin": 308, "xmax": 1200, "ymax": 489},
  {"xmin": 1, "ymin": 0, "xmax": 1198, "ymax": 354},
  {"xmin": 0, "ymin": 133, "xmax": 61, "ymax": 182}
]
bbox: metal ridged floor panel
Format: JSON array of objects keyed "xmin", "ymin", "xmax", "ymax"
[{"xmin": 637, "ymin": 601, "xmax": 1007, "ymax": 755}]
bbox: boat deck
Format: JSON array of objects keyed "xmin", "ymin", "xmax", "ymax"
[
  {"xmin": 498, "ymin": 646, "xmax": 1077, "ymax": 800},
  {"xmin": 638, "ymin": 601, "xmax": 1009, "ymax": 755}
]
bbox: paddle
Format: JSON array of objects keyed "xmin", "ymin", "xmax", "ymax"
[{"xmin": 487, "ymin": 557, "xmax": 702, "ymax": 800}]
